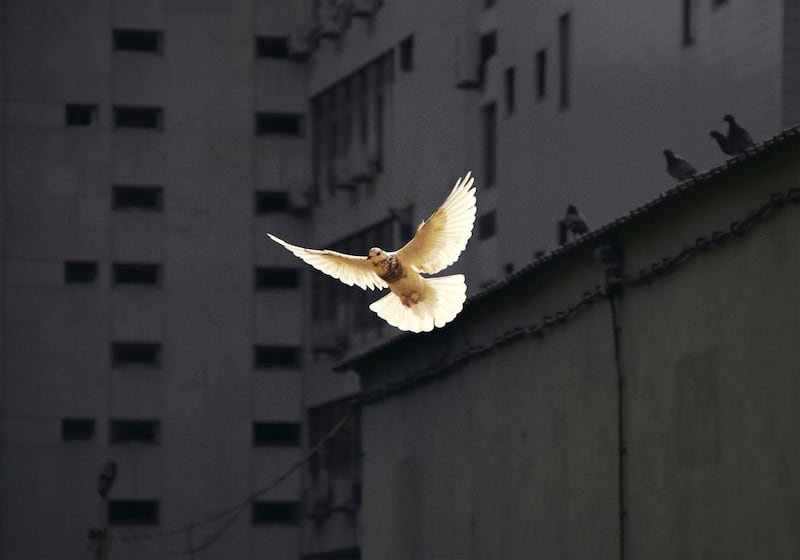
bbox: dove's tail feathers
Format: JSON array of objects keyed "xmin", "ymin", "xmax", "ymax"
[{"xmin": 368, "ymin": 274, "xmax": 467, "ymax": 333}]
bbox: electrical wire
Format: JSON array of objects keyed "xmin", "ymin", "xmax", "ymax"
[{"xmin": 109, "ymin": 407, "xmax": 354, "ymax": 555}]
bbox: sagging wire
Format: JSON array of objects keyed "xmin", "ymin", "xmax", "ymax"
[
  {"xmin": 109, "ymin": 407, "xmax": 354, "ymax": 556},
  {"xmin": 355, "ymin": 187, "xmax": 800, "ymax": 407}
]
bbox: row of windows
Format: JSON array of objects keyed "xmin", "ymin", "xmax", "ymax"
[
  {"xmin": 62, "ymin": 419, "xmax": 301, "ymax": 446},
  {"xmin": 112, "ymin": 27, "xmax": 304, "ymax": 62},
  {"xmin": 102, "ymin": 342, "xmax": 301, "ymax": 368},
  {"xmin": 103, "ymin": 499, "xmax": 299, "ymax": 526},
  {"xmin": 64, "ymin": 262, "xmax": 300, "ymax": 289},
  {"xmin": 76, "ymin": 185, "xmax": 296, "ymax": 214},
  {"xmin": 65, "ymin": 104, "xmax": 303, "ymax": 136}
]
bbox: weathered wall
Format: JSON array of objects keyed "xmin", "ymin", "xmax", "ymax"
[{"xmin": 355, "ymin": 138, "xmax": 800, "ymax": 559}]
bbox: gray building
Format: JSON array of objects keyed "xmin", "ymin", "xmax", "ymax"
[
  {"xmin": 2, "ymin": 0, "xmax": 800, "ymax": 559},
  {"xmin": 1, "ymin": 1, "xmax": 311, "ymax": 559},
  {"xmin": 344, "ymin": 127, "xmax": 800, "ymax": 559}
]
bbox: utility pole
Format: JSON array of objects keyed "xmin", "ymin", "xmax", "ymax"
[{"xmin": 90, "ymin": 461, "xmax": 117, "ymax": 560}]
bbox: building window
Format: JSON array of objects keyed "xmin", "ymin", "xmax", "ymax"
[
  {"xmin": 109, "ymin": 500, "xmax": 160, "ymax": 525},
  {"xmin": 479, "ymin": 31, "xmax": 497, "ymax": 83},
  {"xmin": 65, "ymin": 104, "xmax": 97, "ymax": 127},
  {"xmin": 111, "ymin": 342, "xmax": 161, "ymax": 367},
  {"xmin": 399, "ymin": 35, "xmax": 414, "ymax": 72},
  {"xmin": 479, "ymin": 211, "xmax": 497, "ymax": 240},
  {"xmin": 256, "ymin": 113, "xmax": 303, "ymax": 136},
  {"xmin": 256, "ymin": 36, "xmax": 289, "ymax": 58},
  {"xmin": 683, "ymin": 0, "xmax": 695, "ymax": 46},
  {"xmin": 62, "ymin": 418, "xmax": 95, "ymax": 441},
  {"xmin": 114, "ymin": 106, "xmax": 162, "ymax": 129},
  {"xmin": 481, "ymin": 103, "xmax": 497, "ymax": 188},
  {"xmin": 255, "ymin": 267, "xmax": 300, "ymax": 289},
  {"xmin": 252, "ymin": 501, "xmax": 299, "ymax": 525},
  {"xmin": 113, "ymin": 185, "xmax": 163, "ymax": 211},
  {"xmin": 113, "ymin": 263, "xmax": 161, "ymax": 286},
  {"xmin": 558, "ymin": 13, "xmax": 571, "ymax": 109},
  {"xmin": 535, "ymin": 49, "xmax": 547, "ymax": 100},
  {"xmin": 255, "ymin": 191, "xmax": 290, "ymax": 213},
  {"xmin": 64, "ymin": 261, "xmax": 98, "ymax": 283},
  {"xmin": 504, "ymin": 66, "xmax": 515, "ymax": 114},
  {"xmin": 110, "ymin": 420, "xmax": 160, "ymax": 444},
  {"xmin": 113, "ymin": 29, "xmax": 162, "ymax": 54},
  {"xmin": 252, "ymin": 422, "xmax": 301, "ymax": 446},
  {"xmin": 254, "ymin": 345, "xmax": 301, "ymax": 369}
]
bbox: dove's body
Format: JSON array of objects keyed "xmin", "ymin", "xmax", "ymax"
[
  {"xmin": 268, "ymin": 171, "xmax": 477, "ymax": 333},
  {"xmin": 370, "ymin": 253, "xmax": 423, "ymax": 306}
]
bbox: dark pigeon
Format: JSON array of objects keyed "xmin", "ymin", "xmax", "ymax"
[
  {"xmin": 564, "ymin": 204, "xmax": 589, "ymax": 235},
  {"xmin": 663, "ymin": 149, "xmax": 696, "ymax": 181},
  {"xmin": 558, "ymin": 204, "xmax": 589, "ymax": 245},
  {"xmin": 723, "ymin": 114, "xmax": 754, "ymax": 154},
  {"xmin": 710, "ymin": 130, "xmax": 734, "ymax": 156}
]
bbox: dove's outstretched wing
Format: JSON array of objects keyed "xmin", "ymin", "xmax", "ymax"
[
  {"xmin": 268, "ymin": 234, "xmax": 388, "ymax": 291},
  {"xmin": 396, "ymin": 171, "xmax": 477, "ymax": 274}
]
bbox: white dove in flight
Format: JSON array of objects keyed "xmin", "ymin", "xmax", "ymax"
[{"xmin": 268, "ymin": 171, "xmax": 477, "ymax": 333}]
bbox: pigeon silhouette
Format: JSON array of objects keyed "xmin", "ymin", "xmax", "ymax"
[
  {"xmin": 268, "ymin": 172, "xmax": 477, "ymax": 333},
  {"xmin": 558, "ymin": 204, "xmax": 589, "ymax": 245},
  {"xmin": 710, "ymin": 130, "xmax": 734, "ymax": 156},
  {"xmin": 663, "ymin": 149, "xmax": 696, "ymax": 181},
  {"xmin": 723, "ymin": 114, "xmax": 754, "ymax": 154}
]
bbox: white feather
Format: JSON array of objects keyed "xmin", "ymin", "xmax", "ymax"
[{"xmin": 369, "ymin": 274, "xmax": 467, "ymax": 333}]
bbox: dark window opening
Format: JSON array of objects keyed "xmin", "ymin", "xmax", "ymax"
[
  {"xmin": 399, "ymin": 35, "xmax": 414, "ymax": 72},
  {"xmin": 256, "ymin": 36, "xmax": 290, "ymax": 58},
  {"xmin": 255, "ymin": 191, "xmax": 290, "ymax": 214},
  {"xmin": 558, "ymin": 13, "xmax": 571, "ymax": 109},
  {"xmin": 255, "ymin": 267, "xmax": 300, "ymax": 289},
  {"xmin": 113, "ymin": 29, "xmax": 162, "ymax": 53},
  {"xmin": 535, "ymin": 49, "xmax": 547, "ymax": 99},
  {"xmin": 479, "ymin": 31, "xmax": 497, "ymax": 82},
  {"xmin": 65, "ymin": 104, "xmax": 97, "ymax": 126},
  {"xmin": 62, "ymin": 418, "xmax": 95, "ymax": 441},
  {"xmin": 114, "ymin": 106, "xmax": 162, "ymax": 129},
  {"xmin": 504, "ymin": 66, "xmax": 515, "ymax": 114},
  {"xmin": 113, "ymin": 263, "xmax": 161, "ymax": 286},
  {"xmin": 481, "ymin": 103, "xmax": 497, "ymax": 188},
  {"xmin": 110, "ymin": 420, "xmax": 160, "ymax": 444},
  {"xmin": 252, "ymin": 422, "xmax": 301, "ymax": 446},
  {"xmin": 64, "ymin": 261, "xmax": 98, "ymax": 283},
  {"xmin": 683, "ymin": 0, "xmax": 695, "ymax": 46},
  {"xmin": 112, "ymin": 342, "xmax": 161, "ymax": 367},
  {"xmin": 254, "ymin": 345, "xmax": 301, "ymax": 368},
  {"xmin": 113, "ymin": 186, "xmax": 163, "ymax": 211},
  {"xmin": 256, "ymin": 112, "xmax": 303, "ymax": 136},
  {"xmin": 479, "ymin": 211, "xmax": 497, "ymax": 240},
  {"xmin": 252, "ymin": 501, "xmax": 299, "ymax": 525},
  {"xmin": 109, "ymin": 500, "xmax": 160, "ymax": 525}
]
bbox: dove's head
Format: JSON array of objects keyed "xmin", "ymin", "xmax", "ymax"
[
  {"xmin": 663, "ymin": 149, "xmax": 674, "ymax": 158},
  {"xmin": 722, "ymin": 114, "xmax": 735, "ymax": 124},
  {"xmin": 367, "ymin": 247, "xmax": 389, "ymax": 266}
]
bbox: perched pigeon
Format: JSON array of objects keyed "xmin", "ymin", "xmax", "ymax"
[
  {"xmin": 723, "ymin": 114, "xmax": 754, "ymax": 154},
  {"xmin": 564, "ymin": 204, "xmax": 589, "ymax": 235},
  {"xmin": 663, "ymin": 149, "xmax": 696, "ymax": 181},
  {"xmin": 268, "ymin": 172, "xmax": 477, "ymax": 333},
  {"xmin": 558, "ymin": 204, "xmax": 589, "ymax": 245},
  {"xmin": 710, "ymin": 130, "xmax": 734, "ymax": 156}
]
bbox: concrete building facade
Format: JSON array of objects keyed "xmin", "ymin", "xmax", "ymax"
[
  {"xmin": 346, "ymin": 128, "xmax": 800, "ymax": 559},
  {"xmin": 1, "ymin": 1, "xmax": 311, "ymax": 559}
]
